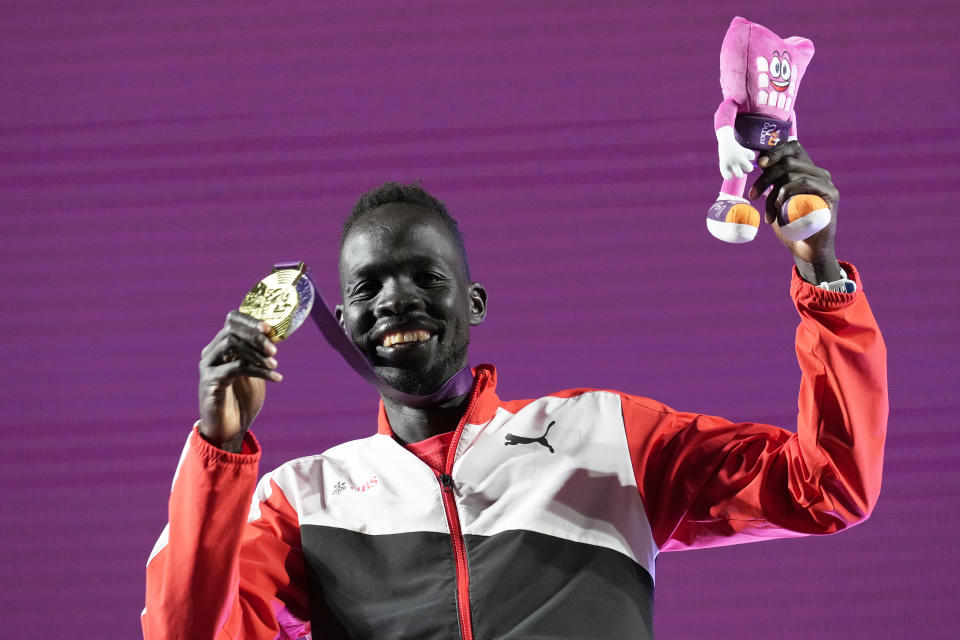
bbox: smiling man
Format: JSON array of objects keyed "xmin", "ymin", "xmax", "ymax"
[
  {"xmin": 143, "ymin": 143, "xmax": 888, "ymax": 640},
  {"xmin": 336, "ymin": 194, "xmax": 487, "ymax": 428},
  {"xmin": 335, "ymin": 196, "xmax": 489, "ymax": 451}
]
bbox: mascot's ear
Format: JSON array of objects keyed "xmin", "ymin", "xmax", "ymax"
[
  {"xmin": 785, "ymin": 36, "xmax": 814, "ymax": 54},
  {"xmin": 784, "ymin": 36, "xmax": 815, "ymax": 66}
]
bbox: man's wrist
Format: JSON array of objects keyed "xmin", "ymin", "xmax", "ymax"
[
  {"xmin": 198, "ymin": 426, "xmax": 248, "ymax": 453},
  {"xmin": 794, "ymin": 255, "xmax": 843, "ymax": 286}
]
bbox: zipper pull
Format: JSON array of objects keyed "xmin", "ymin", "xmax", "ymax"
[{"xmin": 438, "ymin": 473, "xmax": 454, "ymax": 493}]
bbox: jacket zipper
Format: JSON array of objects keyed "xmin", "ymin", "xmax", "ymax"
[
  {"xmin": 437, "ymin": 471, "xmax": 473, "ymax": 640},
  {"xmin": 435, "ymin": 371, "xmax": 484, "ymax": 640}
]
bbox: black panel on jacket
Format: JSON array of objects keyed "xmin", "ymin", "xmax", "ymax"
[
  {"xmin": 302, "ymin": 524, "xmax": 654, "ymax": 639},
  {"xmin": 466, "ymin": 530, "xmax": 654, "ymax": 640},
  {"xmin": 301, "ymin": 525, "xmax": 461, "ymax": 639}
]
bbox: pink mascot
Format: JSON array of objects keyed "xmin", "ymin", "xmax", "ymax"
[{"xmin": 707, "ymin": 17, "xmax": 831, "ymax": 243}]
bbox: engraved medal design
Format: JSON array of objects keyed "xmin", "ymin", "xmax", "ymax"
[{"xmin": 238, "ymin": 262, "xmax": 315, "ymax": 342}]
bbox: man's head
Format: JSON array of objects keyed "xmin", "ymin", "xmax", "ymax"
[
  {"xmin": 339, "ymin": 182, "xmax": 471, "ymax": 279},
  {"xmin": 335, "ymin": 182, "xmax": 487, "ymax": 396}
]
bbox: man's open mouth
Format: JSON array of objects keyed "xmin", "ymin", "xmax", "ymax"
[
  {"xmin": 369, "ymin": 319, "xmax": 441, "ymax": 363},
  {"xmin": 380, "ymin": 329, "xmax": 432, "ymax": 348},
  {"xmin": 373, "ymin": 327, "xmax": 438, "ymax": 365}
]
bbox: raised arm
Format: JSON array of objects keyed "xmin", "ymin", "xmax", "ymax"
[
  {"xmin": 142, "ymin": 312, "xmax": 314, "ymax": 637},
  {"xmin": 626, "ymin": 146, "xmax": 887, "ymax": 549}
]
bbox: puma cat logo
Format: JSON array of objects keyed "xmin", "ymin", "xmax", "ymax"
[{"xmin": 504, "ymin": 421, "xmax": 556, "ymax": 453}]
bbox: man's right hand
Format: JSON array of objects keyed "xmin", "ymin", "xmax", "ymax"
[{"xmin": 198, "ymin": 311, "xmax": 282, "ymax": 451}]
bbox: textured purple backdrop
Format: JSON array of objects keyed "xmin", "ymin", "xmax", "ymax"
[{"xmin": 2, "ymin": 1, "xmax": 958, "ymax": 637}]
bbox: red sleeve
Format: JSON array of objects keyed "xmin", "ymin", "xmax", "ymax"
[
  {"xmin": 142, "ymin": 426, "xmax": 310, "ymax": 639},
  {"xmin": 624, "ymin": 262, "xmax": 888, "ymax": 551}
]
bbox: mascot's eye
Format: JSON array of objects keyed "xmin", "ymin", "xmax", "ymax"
[
  {"xmin": 769, "ymin": 56, "xmax": 782, "ymax": 78},
  {"xmin": 781, "ymin": 62, "xmax": 792, "ymax": 81}
]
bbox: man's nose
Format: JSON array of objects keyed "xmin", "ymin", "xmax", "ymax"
[{"xmin": 374, "ymin": 279, "xmax": 425, "ymax": 317}]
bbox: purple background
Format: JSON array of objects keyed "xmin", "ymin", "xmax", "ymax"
[{"xmin": 2, "ymin": 1, "xmax": 958, "ymax": 637}]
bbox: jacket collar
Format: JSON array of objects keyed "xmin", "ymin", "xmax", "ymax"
[{"xmin": 376, "ymin": 364, "xmax": 500, "ymax": 436}]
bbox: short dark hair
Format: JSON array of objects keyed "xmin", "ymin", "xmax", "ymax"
[{"xmin": 340, "ymin": 181, "xmax": 470, "ymax": 278}]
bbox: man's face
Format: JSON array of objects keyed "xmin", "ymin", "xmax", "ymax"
[{"xmin": 336, "ymin": 204, "xmax": 487, "ymax": 396}]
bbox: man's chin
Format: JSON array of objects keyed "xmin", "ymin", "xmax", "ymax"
[
  {"xmin": 375, "ymin": 366, "xmax": 448, "ymax": 396},
  {"xmin": 369, "ymin": 338, "xmax": 468, "ymax": 398}
]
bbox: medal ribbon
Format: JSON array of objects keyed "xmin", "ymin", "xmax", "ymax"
[{"xmin": 273, "ymin": 261, "xmax": 475, "ymax": 408}]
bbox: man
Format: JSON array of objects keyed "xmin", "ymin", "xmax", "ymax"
[{"xmin": 142, "ymin": 142, "xmax": 887, "ymax": 639}]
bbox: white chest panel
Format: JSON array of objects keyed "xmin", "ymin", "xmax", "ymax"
[
  {"xmin": 455, "ymin": 392, "xmax": 657, "ymax": 572},
  {"xmin": 262, "ymin": 391, "xmax": 658, "ymax": 575}
]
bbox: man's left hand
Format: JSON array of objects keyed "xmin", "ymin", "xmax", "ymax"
[{"xmin": 748, "ymin": 141, "xmax": 844, "ymax": 283}]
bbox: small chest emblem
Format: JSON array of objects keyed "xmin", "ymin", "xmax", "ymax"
[
  {"xmin": 504, "ymin": 421, "xmax": 556, "ymax": 453},
  {"xmin": 331, "ymin": 476, "xmax": 378, "ymax": 497}
]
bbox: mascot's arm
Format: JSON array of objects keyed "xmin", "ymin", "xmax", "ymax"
[
  {"xmin": 715, "ymin": 98, "xmax": 755, "ymax": 180},
  {"xmin": 714, "ymin": 96, "xmax": 740, "ymax": 130}
]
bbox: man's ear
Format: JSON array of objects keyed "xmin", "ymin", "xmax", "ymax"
[
  {"xmin": 335, "ymin": 304, "xmax": 346, "ymax": 330},
  {"xmin": 468, "ymin": 283, "xmax": 488, "ymax": 326}
]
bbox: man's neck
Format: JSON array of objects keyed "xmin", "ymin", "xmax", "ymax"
[{"xmin": 383, "ymin": 392, "xmax": 473, "ymax": 446}]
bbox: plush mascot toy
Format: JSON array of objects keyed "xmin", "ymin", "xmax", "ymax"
[{"xmin": 707, "ymin": 17, "xmax": 831, "ymax": 243}]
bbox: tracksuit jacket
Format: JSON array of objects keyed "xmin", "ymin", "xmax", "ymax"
[{"xmin": 142, "ymin": 263, "xmax": 888, "ymax": 639}]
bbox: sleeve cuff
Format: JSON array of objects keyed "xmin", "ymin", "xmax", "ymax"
[
  {"xmin": 791, "ymin": 260, "xmax": 863, "ymax": 312},
  {"xmin": 190, "ymin": 422, "xmax": 261, "ymax": 466}
]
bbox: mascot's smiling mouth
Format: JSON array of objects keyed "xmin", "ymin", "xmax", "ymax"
[{"xmin": 771, "ymin": 79, "xmax": 789, "ymax": 92}]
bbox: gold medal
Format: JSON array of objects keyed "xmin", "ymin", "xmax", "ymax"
[{"xmin": 239, "ymin": 262, "xmax": 315, "ymax": 342}]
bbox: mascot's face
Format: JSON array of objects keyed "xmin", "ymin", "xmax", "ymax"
[
  {"xmin": 761, "ymin": 51, "xmax": 793, "ymax": 93},
  {"xmin": 754, "ymin": 48, "xmax": 799, "ymax": 113},
  {"xmin": 719, "ymin": 17, "xmax": 815, "ymax": 119}
]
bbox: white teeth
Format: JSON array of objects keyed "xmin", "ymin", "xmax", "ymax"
[{"xmin": 381, "ymin": 329, "xmax": 431, "ymax": 347}]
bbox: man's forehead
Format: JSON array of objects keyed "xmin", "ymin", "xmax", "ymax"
[
  {"xmin": 349, "ymin": 203, "xmax": 440, "ymax": 235},
  {"xmin": 339, "ymin": 204, "xmax": 461, "ymax": 273}
]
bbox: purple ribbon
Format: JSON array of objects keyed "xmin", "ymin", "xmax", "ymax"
[{"xmin": 273, "ymin": 261, "xmax": 475, "ymax": 408}]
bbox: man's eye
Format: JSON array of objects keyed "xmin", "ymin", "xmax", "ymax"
[
  {"xmin": 415, "ymin": 272, "xmax": 445, "ymax": 287},
  {"xmin": 351, "ymin": 282, "xmax": 379, "ymax": 298}
]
